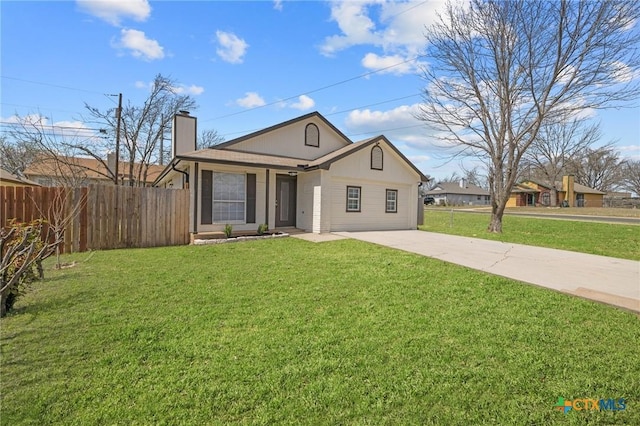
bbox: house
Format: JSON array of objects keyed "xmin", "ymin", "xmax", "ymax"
[
  {"xmin": 507, "ymin": 175, "xmax": 605, "ymax": 207},
  {"xmin": 0, "ymin": 167, "xmax": 41, "ymax": 187},
  {"xmin": 424, "ymin": 179, "xmax": 490, "ymax": 206},
  {"xmin": 23, "ymin": 155, "xmax": 164, "ymax": 187},
  {"xmin": 153, "ymin": 111, "xmax": 428, "ymax": 236}
]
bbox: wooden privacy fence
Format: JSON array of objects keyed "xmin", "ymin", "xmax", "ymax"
[{"xmin": 0, "ymin": 185, "xmax": 190, "ymax": 253}]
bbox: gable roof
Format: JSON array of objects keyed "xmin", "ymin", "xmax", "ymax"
[
  {"xmin": 571, "ymin": 183, "xmax": 606, "ymax": 195},
  {"xmin": 155, "ymin": 115, "xmax": 429, "ymax": 185},
  {"xmin": 213, "ymin": 111, "xmax": 352, "ymax": 150},
  {"xmin": 306, "ymin": 136, "xmax": 428, "ymax": 181},
  {"xmin": 161, "ymin": 135, "xmax": 428, "ymax": 182},
  {"xmin": 521, "ymin": 179, "xmax": 606, "ymax": 194},
  {"xmin": 0, "ymin": 167, "xmax": 41, "ymax": 186},
  {"xmin": 24, "ymin": 156, "xmax": 164, "ymax": 184},
  {"xmin": 425, "ymin": 181, "xmax": 490, "ymax": 196},
  {"xmin": 176, "ymin": 149, "xmax": 307, "ymax": 170}
]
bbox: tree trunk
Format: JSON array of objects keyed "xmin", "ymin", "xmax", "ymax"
[
  {"xmin": 550, "ymin": 188, "xmax": 558, "ymax": 207},
  {"xmin": 0, "ymin": 291, "xmax": 7, "ymax": 318},
  {"xmin": 488, "ymin": 201, "xmax": 506, "ymax": 233}
]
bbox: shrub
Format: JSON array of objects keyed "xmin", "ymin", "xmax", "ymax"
[
  {"xmin": 257, "ymin": 223, "xmax": 269, "ymax": 235},
  {"xmin": 1, "ymin": 219, "xmax": 56, "ymax": 316},
  {"xmin": 224, "ymin": 224, "xmax": 233, "ymax": 238}
]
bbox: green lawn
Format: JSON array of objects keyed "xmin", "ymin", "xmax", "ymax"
[
  {"xmin": 2, "ymin": 238, "xmax": 639, "ymax": 424},
  {"xmin": 421, "ymin": 210, "xmax": 640, "ymax": 260}
]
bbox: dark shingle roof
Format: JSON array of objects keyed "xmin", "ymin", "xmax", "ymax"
[{"xmin": 425, "ymin": 181, "xmax": 489, "ymax": 196}]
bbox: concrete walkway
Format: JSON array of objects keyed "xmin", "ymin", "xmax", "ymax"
[{"xmin": 332, "ymin": 230, "xmax": 640, "ymax": 313}]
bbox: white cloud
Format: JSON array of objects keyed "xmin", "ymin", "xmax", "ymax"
[
  {"xmin": 236, "ymin": 92, "xmax": 266, "ymax": 108},
  {"xmin": 3, "ymin": 114, "xmax": 100, "ymax": 139},
  {"xmin": 320, "ymin": 1, "xmax": 448, "ymax": 57},
  {"xmin": 215, "ymin": 30, "xmax": 249, "ymax": 64},
  {"xmin": 171, "ymin": 84, "xmax": 205, "ymax": 96},
  {"xmin": 273, "ymin": 0, "xmax": 283, "ymax": 11},
  {"xmin": 610, "ymin": 60, "xmax": 639, "ymax": 83},
  {"xmin": 289, "ymin": 95, "xmax": 315, "ymax": 111},
  {"xmin": 77, "ymin": 0, "xmax": 151, "ymax": 26},
  {"xmin": 408, "ymin": 154, "xmax": 432, "ymax": 163},
  {"xmin": 320, "ymin": 1, "xmax": 380, "ymax": 57},
  {"xmin": 135, "ymin": 80, "xmax": 204, "ymax": 96},
  {"xmin": 361, "ymin": 53, "xmax": 418, "ymax": 75},
  {"xmin": 114, "ymin": 29, "xmax": 164, "ymax": 61},
  {"xmin": 346, "ymin": 104, "xmax": 422, "ymax": 133}
]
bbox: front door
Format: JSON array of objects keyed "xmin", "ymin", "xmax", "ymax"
[{"xmin": 275, "ymin": 174, "xmax": 297, "ymax": 228}]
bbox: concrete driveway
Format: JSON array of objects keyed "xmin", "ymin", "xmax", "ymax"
[{"xmin": 334, "ymin": 230, "xmax": 640, "ymax": 313}]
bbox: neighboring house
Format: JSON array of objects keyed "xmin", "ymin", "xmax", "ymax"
[
  {"xmin": 23, "ymin": 155, "xmax": 164, "ymax": 187},
  {"xmin": 0, "ymin": 167, "xmax": 41, "ymax": 187},
  {"xmin": 154, "ymin": 111, "xmax": 428, "ymax": 236},
  {"xmin": 507, "ymin": 175, "xmax": 605, "ymax": 207},
  {"xmin": 424, "ymin": 179, "xmax": 491, "ymax": 206}
]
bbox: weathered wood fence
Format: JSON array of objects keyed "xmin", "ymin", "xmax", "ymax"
[{"xmin": 0, "ymin": 185, "xmax": 190, "ymax": 253}]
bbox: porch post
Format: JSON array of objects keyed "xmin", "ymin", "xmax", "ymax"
[{"xmin": 265, "ymin": 168, "xmax": 270, "ymax": 227}]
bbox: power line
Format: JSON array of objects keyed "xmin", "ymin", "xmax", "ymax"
[
  {"xmin": 214, "ymin": 92, "xmax": 423, "ymax": 140},
  {"xmin": 325, "ymin": 93, "xmax": 421, "ymax": 117},
  {"xmin": 203, "ymin": 54, "xmax": 426, "ymax": 122},
  {"xmin": 1, "ymin": 76, "xmax": 109, "ymax": 95},
  {"xmin": 0, "ymin": 121, "xmax": 107, "ymax": 133}
]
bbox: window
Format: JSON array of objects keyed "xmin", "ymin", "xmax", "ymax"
[
  {"xmin": 305, "ymin": 123, "xmax": 319, "ymax": 147},
  {"xmin": 386, "ymin": 189, "xmax": 397, "ymax": 213},
  {"xmin": 201, "ymin": 171, "xmax": 249, "ymax": 224},
  {"xmin": 346, "ymin": 186, "xmax": 361, "ymax": 212},
  {"xmin": 541, "ymin": 192, "xmax": 550, "ymax": 206},
  {"xmin": 371, "ymin": 145, "xmax": 383, "ymax": 170}
]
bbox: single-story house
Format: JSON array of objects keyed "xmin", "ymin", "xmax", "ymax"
[
  {"xmin": 507, "ymin": 175, "xmax": 605, "ymax": 207},
  {"xmin": 154, "ymin": 111, "xmax": 428, "ymax": 236},
  {"xmin": 23, "ymin": 155, "xmax": 164, "ymax": 187},
  {"xmin": 0, "ymin": 167, "xmax": 41, "ymax": 187},
  {"xmin": 424, "ymin": 179, "xmax": 491, "ymax": 206}
]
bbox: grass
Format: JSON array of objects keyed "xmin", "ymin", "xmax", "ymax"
[
  {"xmin": 421, "ymin": 210, "xmax": 640, "ymax": 260},
  {"xmin": 2, "ymin": 238, "xmax": 639, "ymax": 424},
  {"xmin": 504, "ymin": 206, "xmax": 640, "ymax": 218}
]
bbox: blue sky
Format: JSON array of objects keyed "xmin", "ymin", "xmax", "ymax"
[{"xmin": 1, "ymin": 0, "xmax": 639, "ymax": 182}]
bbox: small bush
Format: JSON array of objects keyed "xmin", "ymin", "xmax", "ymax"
[
  {"xmin": 224, "ymin": 224, "xmax": 233, "ymax": 238},
  {"xmin": 1, "ymin": 219, "xmax": 54, "ymax": 316},
  {"xmin": 257, "ymin": 223, "xmax": 269, "ymax": 235}
]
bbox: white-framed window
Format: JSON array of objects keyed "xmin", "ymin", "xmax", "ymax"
[
  {"xmin": 386, "ymin": 189, "xmax": 398, "ymax": 213},
  {"xmin": 346, "ymin": 186, "xmax": 361, "ymax": 212}
]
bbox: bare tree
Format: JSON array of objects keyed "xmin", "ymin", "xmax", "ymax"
[
  {"xmin": 0, "ymin": 220, "xmax": 58, "ymax": 317},
  {"xmin": 524, "ymin": 118, "xmax": 602, "ymax": 206},
  {"xmin": 566, "ymin": 146, "xmax": 625, "ymax": 192},
  {"xmin": 85, "ymin": 74, "xmax": 198, "ymax": 186},
  {"xmin": 197, "ymin": 129, "xmax": 225, "ymax": 150},
  {"xmin": 4, "ymin": 115, "xmax": 112, "ymax": 187},
  {"xmin": 417, "ymin": 0, "xmax": 640, "ymax": 232},
  {"xmin": 621, "ymin": 160, "xmax": 640, "ymax": 196},
  {"xmin": 440, "ymin": 171, "xmax": 462, "ymax": 183},
  {"xmin": 0, "ymin": 135, "xmax": 41, "ymax": 175}
]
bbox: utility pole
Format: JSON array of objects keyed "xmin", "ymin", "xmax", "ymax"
[
  {"xmin": 159, "ymin": 114, "xmax": 164, "ymax": 166},
  {"xmin": 114, "ymin": 93, "xmax": 122, "ymax": 185}
]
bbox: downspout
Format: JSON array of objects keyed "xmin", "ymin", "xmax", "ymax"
[{"xmin": 172, "ymin": 161, "xmax": 189, "ymax": 189}]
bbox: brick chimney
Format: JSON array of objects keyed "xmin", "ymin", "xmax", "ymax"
[{"xmin": 562, "ymin": 175, "xmax": 575, "ymax": 207}]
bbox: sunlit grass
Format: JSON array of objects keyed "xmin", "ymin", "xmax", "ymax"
[
  {"xmin": 421, "ymin": 210, "xmax": 640, "ymax": 260},
  {"xmin": 2, "ymin": 238, "xmax": 639, "ymax": 424}
]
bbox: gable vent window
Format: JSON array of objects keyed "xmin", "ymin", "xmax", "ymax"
[
  {"xmin": 305, "ymin": 123, "xmax": 319, "ymax": 147},
  {"xmin": 371, "ymin": 145, "xmax": 383, "ymax": 170}
]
